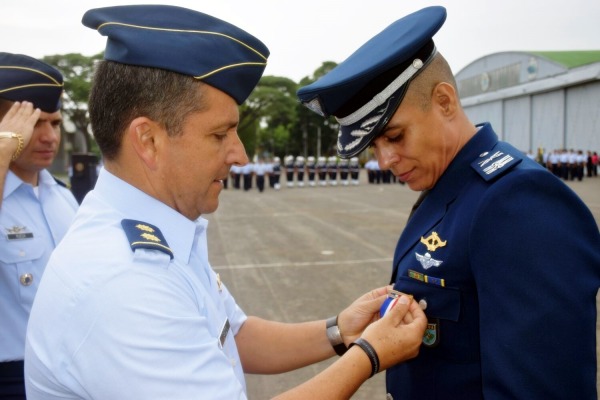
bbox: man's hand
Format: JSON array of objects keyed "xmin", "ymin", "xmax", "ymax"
[
  {"xmin": 0, "ymin": 101, "xmax": 41, "ymax": 162},
  {"xmin": 336, "ymin": 285, "xmax": 391, "ymax": 345},
  {"xmin": 360, "ymin": 295, "xmax": 427, "ymax": 370}
]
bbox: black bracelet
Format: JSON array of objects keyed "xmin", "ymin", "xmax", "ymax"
[{"xmin": 350, "ymin": 338, "xmax": 380, "ymax": 377}]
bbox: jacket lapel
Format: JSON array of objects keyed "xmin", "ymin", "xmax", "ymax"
[{"xmin": 391, "ymin": 123, "xmax": 499, "ymax": 282}]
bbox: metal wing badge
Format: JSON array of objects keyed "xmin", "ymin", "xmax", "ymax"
[{"xmin": 415, "ymin": 252, "xmax": 443, "ymax": 270}]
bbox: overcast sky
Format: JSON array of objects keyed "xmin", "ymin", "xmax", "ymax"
[{"xmin": 3, "ymin": 0, "xmax": 599, "ymax": 82}]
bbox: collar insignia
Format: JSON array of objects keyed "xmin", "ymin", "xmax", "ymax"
[
  {"xmin": 420, "ymin": 232, "xmax": 447, "ymax": 252},
  {"xmin": 416, "ymin": 252, "xmax": 443, "ymax": 270}
]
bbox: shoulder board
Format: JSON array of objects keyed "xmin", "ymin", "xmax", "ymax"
[
  {"xmin": 53, "ymin": 176, "xmax": 70, "ymax": 189},
  {"xmin": 471, "ymin": 146, "xmax": 523, "ymax": 181},
  {"xmin": 121, "ymin": 219, "xmax": 174, "ymax": 259}
]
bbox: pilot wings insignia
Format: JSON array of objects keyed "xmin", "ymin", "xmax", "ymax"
[{"xmin": 415, "ymin": 252, "xmax": 443, "ymax": 270}]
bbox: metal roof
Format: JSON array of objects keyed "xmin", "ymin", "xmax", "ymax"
[{"xmin": 530, "ymin": 51, "xmax": 600, "ymax": 68}]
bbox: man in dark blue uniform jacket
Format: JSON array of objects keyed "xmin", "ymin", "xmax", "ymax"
[{"xmin": 298, "ymin": 6, "xmax": 600, "ymax": 399}]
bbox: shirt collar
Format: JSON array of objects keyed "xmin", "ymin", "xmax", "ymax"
[
  {"xmin": 90, "ymin": 168, "xmax": 203, "ymax": 264},
  {"xmin": 3, "ymin": 169, "xmax": 54, "ymax": 200}
]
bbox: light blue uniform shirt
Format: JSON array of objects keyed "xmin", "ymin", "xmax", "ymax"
[
  {"xmin": 25, "ymin": 169, "xmax": 248, "ymax": 399},
  {"xmin": 0, "ymin": 169, "xmax": 77, "ymax": 361}
]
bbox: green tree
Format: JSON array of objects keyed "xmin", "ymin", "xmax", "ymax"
[
  {"xmin": 239, "ymin": 75, "xmax": 298, "ymax": 159},
  {"xmin": 43, "ymin": 52, "xmax": 103, "ymax": 154},
  {"xmin": 293, "ymin": 61, "xmax": 339, "ymax": 157}
]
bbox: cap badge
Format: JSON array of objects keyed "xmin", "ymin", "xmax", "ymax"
[{"xmin": 420, "ymin": 231, "xmax": 447, "ymax": 252}]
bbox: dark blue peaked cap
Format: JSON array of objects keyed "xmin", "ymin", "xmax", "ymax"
[
  {"xmin": 0, "ymin": 52, "xmax": 63, "ymax": 113},
  {"xmin": 297, "ymin": 6, "xmax": 446, "ymax": 158},
  {"xmin": 82, "ymin": 5, "xmax": 270, "ymax": 105}
]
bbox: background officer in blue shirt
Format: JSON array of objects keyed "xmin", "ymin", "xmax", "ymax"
[
  {"xmin": 298, "ymin": 6, "xmax": 600, "ymax": 400},
  {"xmin": 24, "ymin": 5, "xmax": 426, "ymax": 399},
  {"xmin": 0, "ymin": 53, "xmax": 78, "ymax": 399}
]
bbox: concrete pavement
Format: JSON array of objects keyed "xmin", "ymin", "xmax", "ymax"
[{"xmin": 205, "ymin": 173, "xmax": 599, "ymax": 399}]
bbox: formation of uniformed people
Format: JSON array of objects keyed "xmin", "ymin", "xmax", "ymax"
[
  {"xmin": 227, "ymin": 155, "xmax": 363, "ymax": 191},
  {"xmin": 283, "ymin": 155, "xmax": 361, "ymax": 187},
  {"xmin": 542, "ymin": 148, "xmax": 598, "ymax": 181},
  {"xmin": 365, "ymin": 157, "xmax": 406, "ymax": 185}
]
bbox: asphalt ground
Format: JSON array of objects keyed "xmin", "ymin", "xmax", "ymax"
[{"xmin": 204, "ymin": 172, "xmax": 600, "ymax": 399}]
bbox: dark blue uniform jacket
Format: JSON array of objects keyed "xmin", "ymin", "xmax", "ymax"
[{"xmin": 387, "ymin": 123, "xmax": 600, "ymax": 400}]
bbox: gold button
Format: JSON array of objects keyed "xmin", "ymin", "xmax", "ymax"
[
  {"xmin": 418, "ymin": 298, "xmax": 428, "ymax": 310},
  {"xmin": 20, "ymin": 273, "xmax": 33, "ymax": 286}
]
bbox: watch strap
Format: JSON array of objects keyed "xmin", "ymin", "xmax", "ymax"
[{"xmin": 326, "ymin": 315, "xmax": 347, "ymax": 356}]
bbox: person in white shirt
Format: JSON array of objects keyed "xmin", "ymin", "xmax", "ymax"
[{"xmin": 24, "ymin": 5, "xmax": 426, "ymax": 400}]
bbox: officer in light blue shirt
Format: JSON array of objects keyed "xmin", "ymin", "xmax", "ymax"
[
  {"xmin": 0, "ymin": 53, "xmax": 78, "ymax": 399},
  {"xmin": 25, "ymin": 5, "xmax": 426, "ymax": 400}
]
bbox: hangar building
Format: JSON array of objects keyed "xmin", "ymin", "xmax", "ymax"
[{"xmin": 456, "ymin": 51, "xmax": 600, "ymax": 154}]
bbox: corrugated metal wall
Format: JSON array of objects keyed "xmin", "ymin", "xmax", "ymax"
[
  {"xmin": 458, "ymin": 53, "xmax": 600, "ymax": 153},
  {"xmin": 463, "ymin": 81, "xmax": 600, "ymax": 153}
]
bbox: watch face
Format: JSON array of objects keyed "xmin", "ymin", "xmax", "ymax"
[
  {"xmin": 326, "ymin": 325, "xmax": 344, "ymax": 345},
  {"xmin": 480, "ymin": 72, "xmax": 490, "ymax": 92}
]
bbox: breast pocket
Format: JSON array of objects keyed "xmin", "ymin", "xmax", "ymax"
[
  {"xmin": 395, "ymin": 276, "xmax": 460, "ymax": 320},
  {"xmin": 395, "ymin": 276, "xmax": 480, "ymax": 362},
  {"xmin": 0, "ymin": 236, "xmax": 45, "ymax": 306}
]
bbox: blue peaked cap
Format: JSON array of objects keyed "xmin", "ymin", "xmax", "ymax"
[
  {"xmin": 0, "ymin": 52, "xmax": 63, "ymax": 113},
  {"xmin": 82, "ymin": 5, "xmax": 269, "ymax": 105},
  {"xmin": 297, "ymin": 6, "xmax": 446, "ymax": 158}
]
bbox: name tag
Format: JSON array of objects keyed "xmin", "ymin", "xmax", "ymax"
[
  {"xmin": 6, "ymin": 226, "xmax": 34, "ymax": 240},
  {"xmin": 7, "ymin": 232, "xmax": 34, "ymax": 240},
  {"xmin": 218, "ymin": 318, "xmax": 230, "ymax": 349}
]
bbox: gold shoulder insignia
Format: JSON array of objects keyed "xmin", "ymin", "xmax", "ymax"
[
  {"xmin": 136, "ymin": 224, "xmax": 155, "ymax": 233},
  {"xmin": 121, "ymin": 219, "xmax": 173, "ymax": 259}
]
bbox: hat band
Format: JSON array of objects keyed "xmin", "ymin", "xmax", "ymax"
[
  {"xmin": 97, "ymin": 22, "xmax": 268, "ymax": 61},
  {"xmin": 336, "ymin": 48, "xmax": 436, "ymax": 127},
  {"xmin": 0, "ymin": 66, "xmax": 63, "ymax": 86}
]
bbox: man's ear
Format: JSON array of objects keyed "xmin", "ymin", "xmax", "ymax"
[
  {"xmin": 127, "ymin": 117, "xmax": 164, "ymax": 170},
  {"xmin": 432, "ymin": 82, "xmax": 458, "ymax": 118}
]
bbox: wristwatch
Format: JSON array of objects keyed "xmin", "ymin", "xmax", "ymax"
[{"xmin": 326, "ymin": 316, "xmax": 347, "ymax": 356}]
